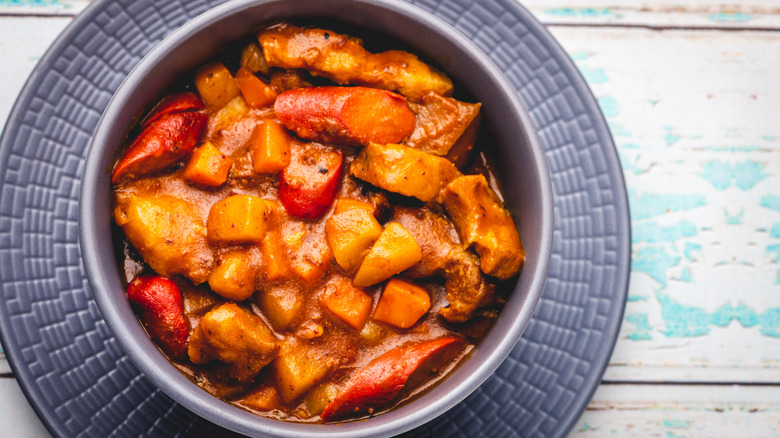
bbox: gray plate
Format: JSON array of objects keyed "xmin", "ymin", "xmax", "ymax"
[{"xmin": 0, "ymin": 0, "xmax": 630, "ymax": 437}]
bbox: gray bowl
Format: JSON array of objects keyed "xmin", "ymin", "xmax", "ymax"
[{"xmin": 79, "ymin": 0, "xmax": 554, "ymax": 436}]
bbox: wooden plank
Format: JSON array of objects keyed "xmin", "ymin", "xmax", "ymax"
[
  {"xmin": 572, "ymin": 384, "xmax": 780, "ymax": 437},
  {"xmin": 546, "ymin": 25, "xmax": 780, "ymax": 383},
  {"xmin": 522, "ymin": 1, "xmax": 780, "ymax": 30},
  {"xmin": 0, "ymin": 378, "xmax": 51, "ymax": 437},
  {"xmin": 1, "ymin": 0, "xmax": 780, "ymax": 30},
  {"xmin": 0, "ymin": 0, "xmax": 87, "ymax": 16}
]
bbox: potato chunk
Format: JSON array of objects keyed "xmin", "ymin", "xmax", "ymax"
[
  {"xmin": 208, "ymin": 250, "xmax": 256, "ymax": 301},
  {"xmin": 325, "ymin": 208, "xmax": 383, "ymax": 271},
  {"xmin": 260, "ymin": 283, "xmax": 304, "ymax": 331},
  {"xmin": 373, "ymin": 279, "xmax": 430, "ymax": 329},
  {"xmin": 274, "ymin": 344, "xmax": 336, "ymax": 404},
  {"xmin": 442, "ymin": 175, "xmax": 524, "ymax": 280},
  {"xmin": 195, "ymin": 62, "xmax": 240, "ymax": 109},
  {"xmin": 350, "ymin": 143, "xmax": 460, "ymax": 202},
  {"xmin": 207, "ymin": 195, "xmax": 272, "ymax": 244},
  {"xmin": 353, "ymin": 222, "xmax": 422, "ymax": 287},
  {"xmin": 114, "ymin": 193, "xmax": 213, "ymax": 284},
  {"xmin": 188, "ymin": 303, "xmax": 278, "ymax": 384}
]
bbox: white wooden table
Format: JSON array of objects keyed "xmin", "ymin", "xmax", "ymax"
[{"xmin": 2, "ymin": 1, "xmax": 780, "ymax": 436}]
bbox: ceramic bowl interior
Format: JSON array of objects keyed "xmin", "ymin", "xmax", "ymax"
[{"xmin": 80, "ymin": 0, "xmax": 554, "ymax": 436}]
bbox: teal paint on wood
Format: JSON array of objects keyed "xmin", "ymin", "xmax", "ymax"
[
  {"xmin": 683, "ymin": 242, "xmax": 702, "ymax": 261},
  {"xmin": 700, "ymin": 160, "xmax": 767, "ymax": 191},
  {"xmin": 663, "ymin": 419, "xmax": 691, "ymax": 429},
  {"xmin": 758, "ymin": 309, "xmax": 780, "ymax": 338},
  {"xmin": 770, "ymin": 223, "xmax": 780, "ymax": 238},
  {"xmin": 632, "ymin": 220, "xmax": 697, "ymax": 244},
  {"xmin": 760, "ymin": 195, "xmax": 780, "ymax": 211},
  {"xmin": 767, "ymin": 244, "xmax": 780, "ymax": 262},
  {"xmin": 544, "ymin": 7, "xmax": 616, "ymax": 19},
  {"xmin": 734, "ymin": 302, "xmax": 760, "ymax": 328},
  {"xmin": 634, "ymin": 246, "xmax": 680, "ymax": 286},
  {"xmin": 598, "ymin": 95, "xmax": 619, "ymax": 118},
  {"xmin": 579, "ymin": 67, "xmax": 609, "ymax": 84},
  {"xmin": 657, "ymin": 291, "xmax": 713, "ymax": 337},
  {"xmin": 629, "ymin": 189, "xmax": 707, "ymax": 220},
  {"xmin": 626, "ymin": 313, "xmax": 653, "ymax": 341},
  {"xmin": 708, "ymin": 12, "xmax": 754, "ymax": 22},
  {"xmin": 0, "ymin": 0, "xmax": 63, "ymax": 6}
]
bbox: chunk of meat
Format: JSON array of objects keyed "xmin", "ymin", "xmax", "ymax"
[
  {"xmin": 258, "ymin": 23, "xmax": 453, "ymax": 100},
  {"xmin": 442, "ymin": 175, "xmax": 524, "ymax": 280},
  {"xmin": 395, "ymin": 208, "xmax": 495, "ymax": 323},
  {"xmin": 440, "ymin": 250, "xmax": 495, "ymax": 323},
  {"xmin": 406, "ymin": 92, "xmax": 481, "ymax": 167},
  {"xmin": 188, "ymin": 303, "xmax": 279, "ymax": 384},
  {"xmin": 320, "ymin": 337, "xmax": 464, "ymax": 422},
  {"xmin": 126, "ymin": 276, "xmax": 189, "ymax": 360},
  {"xmin": 114, "ymin": 193, "xmax": 213, "ymax": 284},
  {"xmin": 274, "ymin": 86, "xmax": 415, "ymax": 147},
  {"xmin": 350, "ymin": 143, "xmax": 460, "ymax": 202}
]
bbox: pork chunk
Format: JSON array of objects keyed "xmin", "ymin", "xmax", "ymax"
[
  {"xmin": 258, "ymin": 23, "xmax": 453, "ymax": 100},
  {"xmin": 442, "ymin": 175, "xmax": 524, "ymax": 280},
  {"xmin": 114, "ymin": 193, "xmax": 213, "ymax": 284},
  {"xmin": 188, "ymin": 303, "xmax": 279, "ymax": 384}
]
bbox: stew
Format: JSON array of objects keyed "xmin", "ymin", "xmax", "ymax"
[{"xmin": 111, "ymin": 22, "xmax": 524, "ymax": 423}]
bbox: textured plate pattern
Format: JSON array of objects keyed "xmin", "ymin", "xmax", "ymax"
[{"xmin": 0, "ymin": 0, "xmax": 629, "ymax": 437}]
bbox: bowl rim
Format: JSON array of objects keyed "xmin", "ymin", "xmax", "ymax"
[{"xmin": 79, "ymin": 0, "xmax": 554, "ymax": 436}]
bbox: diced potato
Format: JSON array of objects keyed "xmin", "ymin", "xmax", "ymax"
[
  {"xmin": 208, "ymin": 250, "xmax": 256, "ymax": 301},
  {"xmin": 207, "ymin": 195, "xmax": 272, "ymax": 243},
  {"xmin": 442, "ymin": 175, "xmax": 524, "ymax": 280},
  {"xmin": 195, "ymin": 61, "xmax": 240, "ymax": 109},
  {"xmin": 305, "ymin": 382, "xmax": 339, "ymax": 416},
  {"xmin": 373, "ymin": 278, "xmax": 430, "ymax": 329},
  {"xmin": 259, "ymin": 230, "xmax": 290, "ymax": 282},
  {"xmin": 239, "ymin": 385, "xmax": 281, "ymax": 412},
  {"xmin": 350, "ymin": 143, "xmax": 460, "ymax": 202},
  {"xmin": 358, "ymin": 320, "xmax": 388, "ymax": 345},
  {"xmin": 188, "ymin": 303, "xmax": 278, "ymax": 383},
  {"xmin": 325, "ymin": 209, "xmax": 383, "ymax": 271},
  {"xmin": 211, "ymin": 96, "xmax": 249, "ymax": 133},
  {"xmin": 333, "ymin": 198, "xmax": 374, "ymax": 215},
  {"xmin": 260, "ymin": 284, "xmax": 304, "ymax": 331},
  {"xmin": 240, "ymin": 42, "xmax": 270, "ymax": 75},
  {"xmin": 250, "ymin": 120, "xmax": 291, "ymax": 174},
  {"xmin": 321, "ymin": 277, "xmax": 373, "ymax": 329},
  {"xmin": 182, "ymin": 141, "xmax": 233, "ymax": 187},
  {"xmin": 274, "ymin": 345, "xmax": 335, "ymax": 404},
  {"xmin": 114, "ymin": 193, "xmax": 213, "ymax": 284},
  {"xmin": 235, "ymin": 67, "xmax": 277, "ymax": 108},
  {"xmin": 353, "ymin": 222, "xmax": 422, "ymax": 287}
]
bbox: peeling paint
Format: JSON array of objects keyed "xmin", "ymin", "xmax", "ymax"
[
  {"xmin": 634, "ymin": 247, "xmax": 680, "ymax": 286},
  {"xmin": 0, "ymin": 0, "xmax": 63, "ymax": 6},
  {"xmin": 771, "ymin": 223, "xmax": 780, "ymax": 239},
  {"xmin": 683, "ymin": 242, "xmax": 702, "ymax": 261},
  {"xmin": 626, "ymin": 313, "xmax": 653, "ymax": 341},
  {"xmin": 629, "ymin": 189, "xmax": 707, "ymax": 220},
  {"xmin": 633, "ymin": 220, "xmax": 697, "ymax": 243},
  {"xmin": 759, "ymin": 308, "xmax": 780, "ymax": 338},
  {"xmin": 734, "ymin": 161, "xmax": 767, "ymax": 190},
  {"xmin": 760, "ymin": 195, "xmax": 780, "ymax": 212},
  {"xmin": 545, "ymin": 7, "xmax": 616, "ymax": 18},
  {"xmin": 598, "ymin": 95, "xmax": 619, "ymax": 118},
  {"xmin": 699, "ymin": 160, "xmax": 731, "ymax": 190},
  {"xmin": 656, "ymin": 291, "xmax": 712, "ymax": 338},
  {"xmin": 725, "ymin": 209, "xmax": 743, "ymax": 226},
  {"xmin": 708, "ymin": 12, "xmax": 754, "ymax": 22},
  {"xmin": 579, "ymin": 67, "xmax": 608, "ymax": 84},
  {"xmin": 663, "ymin": 419, "xmax": 691, "ymax": 429}
]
